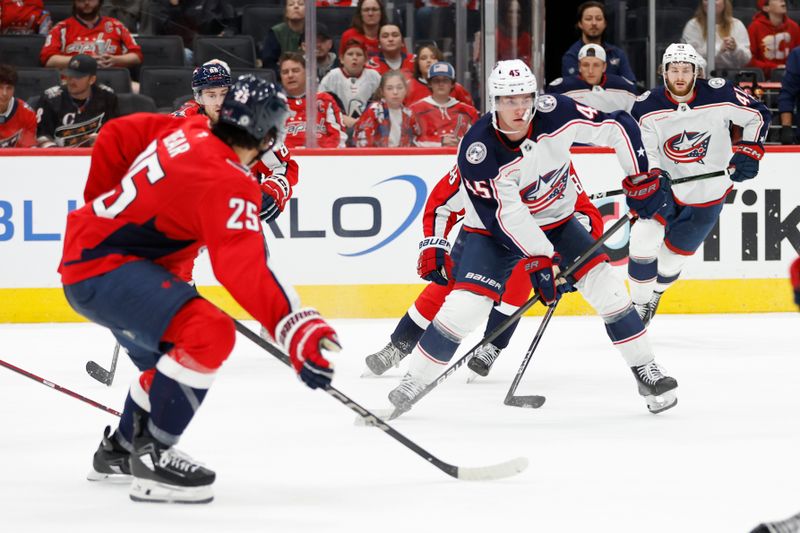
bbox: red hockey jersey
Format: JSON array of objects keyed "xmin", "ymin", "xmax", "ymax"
[
  {"xmin": 0, "ymin": 0, "xmax": 51, "ymax": 34},
  {"xmin": 404, "ymin": 76, "xmax": 474, "ymax": 107},
  {"xmin": 0, "ymin": 97, "xmax": 37, "ymax": 147},
  {"xmin": 59, "ymin": 114, "xmax": 298, "ymax": 337},
  {"xmin": 40, "ymin": 16, "xmax": 143, "ymax": 64},
  {"xmin": 283, "ymin": 92, "xmax": 346, "ymax": 148},
  {"xmin": 352, "ymin": 99, "xmax": 418, "ymax": 147},
  {"xmin": 171, "ymin": 100, "xmax": 202, "ymax": 119},
  {"xmin": 366, "ymin": 53, "xmax": 415, "ymax": 77},
  {"xmin": 409, "ymin": 96, "xmax": 479, "ymax": 147}
]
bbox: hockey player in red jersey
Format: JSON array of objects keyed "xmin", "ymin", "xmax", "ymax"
[
  {"xmin": 60, "ymin": 76, "xmax": 340, "ymax": 504},
  {"xmin": 172, "ymin": 60, "xmax": 232, "ymax": 120},
  {"xmin": 0, "ymin": 64, "xmax": 37, "ymax": 147},
  {"xmin": 40, "ymin": 0, "xmax": 143, "ymax": 69},
  {"xmin": 363, "ymin": 163, "xmax": 603, "ymax": 379}
]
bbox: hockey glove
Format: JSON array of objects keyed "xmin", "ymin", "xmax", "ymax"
[
  {"xmin": 259, "ymin": 173, "xmax": 292, "ymax": 223},
  {"xmin": 417, "ymin": 237, "xmax": 454, "ymax": 286},
  {"xmin": 728, "ymin": 141, "xmax": 764, "ymax": 182},
  {"xmin": 791, "ymin": 257, "xmax": 800, "ymax": 308},
  {"xmin": 623, "ymin": 168, "xmax": 669, "ymax": 219},
  {"xmin": 524, "ymin": 254, "xmax": 568, "ymax": 307},
  {"xmin": 276, "ymin": 308, "xmax": 341, "ymax": 390}
]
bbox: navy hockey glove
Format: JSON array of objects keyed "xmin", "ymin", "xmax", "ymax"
[
  {"xmin": 417, "ymin": 237, "xmax": 454, "ymax": 286},
  {"xmin": 276, "ymin": 308, "xmax": 341, "ymax": 390},
  {"xmin": 728, "ymin": 141, "xmax": 764, "ymax": 182},
  {"xmin": 524, "ymin": 254, "xmax": 567, "ymax": 307},
  {"xmin": 623, "ymin": 169, "xmax": 669, "ymax": 219},
  {"xmin": 259, "ymin": 172, "xmax": 292, "ymax": 223}
]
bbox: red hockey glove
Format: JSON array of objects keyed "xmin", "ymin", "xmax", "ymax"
[
  {"xmin": 417, "ymin": 237, "xmax": 454, "ymax": 286},
  {"xmin": 276, "ymin": 308, "xmax": 341, "ymax": 390},
  {"xmin": 259, "ymin": 172, "xmax": 292, "ymax": 223},
  {"xmin": 523, "ymin": 254, "xmax": 567, "ymax": 307},
  {"xmin": 623, "ymin": 168, "xmax": 669, "ymax": 219},
  {"xmin": 791, "ymin": 257, "xmax": 800, "ymax": 309},
  {"xmin": 728, "ymin": 141, "xmax": 764, "ymax": 182}
]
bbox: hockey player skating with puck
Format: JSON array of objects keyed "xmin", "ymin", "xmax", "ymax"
[
  {"xmin": 386, "ymin": 59, "xmax": 678, "ymax": 415},
  {"xmin": 627, "ymin": 43, "xmax": 771, "ymax": 325},
  {"xmin": 59, "ymin": 76, "xmax": 341, "ymax": 504}
]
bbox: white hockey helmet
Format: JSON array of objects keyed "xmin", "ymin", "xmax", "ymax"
[
  {"xmin": 488, "ymin": 59, "xmax": 537, "ymax": 134},
  {"xmin": 662, "ymin": 43, "xmax": 701, "ymax": 74}
]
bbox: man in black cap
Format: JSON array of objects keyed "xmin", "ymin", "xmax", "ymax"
[
  {"xmin": 299, "ymin": 24, "xmax": 338, "ymax": 82},
  {"xmin": 36, "ymin": 53, "xmax": 119, "ymax": 147}
]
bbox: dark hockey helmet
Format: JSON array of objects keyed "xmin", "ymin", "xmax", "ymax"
[
  {"xmin": 192, "ymin": 60, "xmax": 232, "ymax": 100},
  {"xmin": 219, "ymin": 75, "xmax": 289, "ymax": 149}
]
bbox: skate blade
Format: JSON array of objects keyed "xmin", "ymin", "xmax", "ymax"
[
  {"xmin": 87, "ymin": 469, "xmax": 132, "ymax": 484},
  {"xmin": 130, "ymin": 478, "xmax": 213, "ymax": 504},
  {"xmin": 466, "ymin": 371, "xmax": 479, "ymax": 384},
  {"xmin": 645, "ymin": 391, "xmax": 678, "ymax": 414}
]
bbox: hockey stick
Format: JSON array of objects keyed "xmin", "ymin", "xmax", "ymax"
[
  {"xmin": 0, "ymin": 357, "xmax": 122, "ymax": 417},
  {"xmin": 384, "ymin": 212, "xmax": 636, "ymax": 420},
  {"xmin": 588, "ymin": 169, "xmax": 727, "ymax": 200},
  {"xmin": 86, "ymin": 342, "xmax": 120, "ymax": 386},
  {"xmin": 503, "ymin": 302, "xmax": 558, "ymax": 409},
  {"xmin": 232, "ymin": 320, "xmax": 528, "ymax": 481}
]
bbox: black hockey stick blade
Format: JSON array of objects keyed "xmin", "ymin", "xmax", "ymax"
[
  {"xmin": 85, "ymin": 360, "xmax": 113, "ymax": 386},
  {"xmin": 504, "ymin": 395, "xmax": 546, "ymax": 409}
]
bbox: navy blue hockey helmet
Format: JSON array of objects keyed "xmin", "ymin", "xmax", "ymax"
[
  {"xmin": 192, "ymin": 60, "xmax": 232, "ymax": 100},
  {"xmin": 219, "ymin": 75, "xmax": 289, "ymax": 147}
]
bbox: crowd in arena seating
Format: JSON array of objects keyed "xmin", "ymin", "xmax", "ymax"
[{"xmin": 1, "ymin": 0, "xmax": 800, "ymax": 148}]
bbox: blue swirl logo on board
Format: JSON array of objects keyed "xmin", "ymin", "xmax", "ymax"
[{"xmin": 339, "ymin": 174, "xmax": 427, "ymax": 257}]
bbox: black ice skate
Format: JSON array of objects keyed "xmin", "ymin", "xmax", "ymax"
[
  {"xmin": 87, "ymin": 425, "xmax": 132, "ymax": 483},
  {"xmin": 467, "ymin": 343, "xmax": 501, "ymax": 379},
  {"xmin": 635, "ymin": 291, "xmax": 663, "ymax": 327},
  {"xmin": 631, "ymin": 361, "xmax": 678, "ymax": 414},
  {"xmin": 129, "ymin": 421, "xmax": 215, "ymax": 504},
  {"xmin": 388, "ymin": 372, "xmax": 427, "ymax": 412},
  {"xmin": 364, "ymin": 342, "xmax": 409, "ymax": 376}
]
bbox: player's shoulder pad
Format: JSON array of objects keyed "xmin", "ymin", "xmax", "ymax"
[
  {"xmin": 629, "ymin": 89, "xmax": 666, "ymax": 119},
  {"xmin": 456, "ymin": 114, "xmax": 499, "ymax": 182},
  {"xmin": 706, "ymin": 77, "xmax": 728, "ymax": 89},
  {"xmin": 534, "ymin": 93, "xmax": 559, "ymax": 113},
  {"xmin": 44, "ymin": 85, "xmax": 63, "ymax": 99}
]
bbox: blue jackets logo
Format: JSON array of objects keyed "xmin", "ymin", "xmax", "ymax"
[{"xmin": 664, "ymin": 130, "xmax": 711, "ymax": 164}]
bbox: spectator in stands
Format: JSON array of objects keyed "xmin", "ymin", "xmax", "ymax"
[
  {"xmin": 299, "ymin": 23, "xmax": 338, "ymax": 81},
  {"xmin": 101, "ymin": 0, "xmax": 142, "ymax": 33},
  {"xmin": 0, "ymin": 64, "xmax": 37, "ymax": 147},
  {"xmin": 410, "ymin": 61, "xmax": 478, "ymax": 147},
  {"xmin": 473, "ymin": 0, "xmax": 531, "ymax": 65},
  {"xmin": 748, "ymin": 0, "xmax": 800, "ymax": 78},
  {"xmin": 319, "ymin": 39, "xmax": 380, "ymax": 128},
  {"xmin": 778, "ymin": 45, "xmax": 800, "ymax": 144},
  {"xmin": 35, "ymin": 54, "xmax": 118, "ymax": 147},
  {"xmin": 405, "ymin": 43, "xmax": 473, "ymax": 106},
  {"xmin": 546, "ymin": 44, "xmax": 638, "ymax": 113},
  {"xmin": 40, "ymin": 0, "xmax": 142, "ymax": 70},
  {"xmin": 352, "ymin": 70, "xmax": 418, "ymax": 147},
  {"xmin": 366, "ymin": 23, "xmax": 414, "ymax": 76},
  {"xmin": 261, "ymin": 0, "xmax": 304, "ymax": 72},
  {"xmin": 156, "ymin": 0, "xmax": 236, "ymax": 61},
  {"xmin": 0, "ymin": 0, "xmax": 51, "ymax": 34},
  {"xmin": 279, "ymin": 51, "xmax": 346, "ymax": 148},
  {"xmin": 562, "ymin": 1, "xmax": 635, "ymax": 81},
  {"xmin": 682, "ymin": 0, "xmax": 751, "ymax": 71},
  {"xmin": 339, "ymin": 0, "xmax": 387, "ymax": 57}
]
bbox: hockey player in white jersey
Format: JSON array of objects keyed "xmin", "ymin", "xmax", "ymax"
[
  {"xmin": 387, "ymin": 59, "xmax": 679, "ymax": 415},
  {"xmin": 627, "ymin": 43, "xmax": 771, "ymax": 324},
  {"xmin": 545, "ymin": 44, "xmax": 639, "ymax": 113}
]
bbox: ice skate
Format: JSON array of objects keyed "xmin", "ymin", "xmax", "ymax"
[
  {"xmin": 388, "ymin": 372, "xmax": 428, "ymax": 413},
  {"xmin": 129, "ymin": 423, "xmax": 215, "ymax": 504},
  {"xmin": 634, "ymin": 291, "xmax": 663, "ymax": 327},
  {"xmin": 364, "ymin": 342, "xmax": 409, "ymax": 376},
  {"xmin": 631, "ymin": 361, "xmax": 678, "ymax": 414},
  {"xmin": 750, "ymin": 511, "xmax": 800, "ymax": 533},
  {"xmin": 466, "ymin": 343, "xmax": 501, "ymax": 379},
  {"xmin": 87, "ymin": 425, "xmax": 132, "ymax": 483}
]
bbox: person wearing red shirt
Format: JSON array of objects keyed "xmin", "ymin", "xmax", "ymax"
[
  {"xmin": 0, "ymin": 64, "xmax": 37, "ymax": 147},
  {"xmin": 62, "ymin": 76, "xmax": 340, "ymax": 504},
  {"xmin": 748, "ymin": 0, "xmax": 800, "ymax": 78},
  {"xmin": 339, "ymin": 0, "xmax": 387, "ymax": 57},
  {"xmin": 352, "ymin": 70, "xmax": 418, "ymax": 147},
  {"xmin": 40, "ymin": 0, "xmax": 143, "ymax": 69},
  {"xmin": 366, "ymin": 23, "xmax": 415, "ymax": 77},
  {"xmin": 410, "ymin": 61, "xmax": 479, "ymax": 147},
  {"xmin": 404, "ymin": 43, "xmax": 474, "ymax": 107},
  {"xmin": 0, "ymin": 0, "xmax": 51, "ymax": 34},
  {"xmin": 280, "ymin": 51, "xmax": 346, "ymax": 148}
]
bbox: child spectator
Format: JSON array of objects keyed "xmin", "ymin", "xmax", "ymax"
[
  {"xmin": 339, "ymin": 0, "xmax": 387, "ymax": 57},
  {"xmin": 280, "ymin": 52, "xmax": 346, "ymax": 148},
  {"xmin": 748, "ymin": 0, "xmax": 800, "ymax": 78},
  {"xmin": 366, "ymin": 24, "xmax": 414, "ymax": 76},
  {"xmin": 0, "ymin": 0, "xmax": 51, "ymax": 34},
  {"xmin": 410, "ymin": 61, "xmax": 478, "ymax": 147},
  {"xmin": 682, "ymin": 0, "xmax": 752, "ymax": 71},
  {"xmin": 261, "ymin": 0, "xmax": 305, "ymax": 72},
  {"xmin": 319, "ymin": 39, "xmax": 380, "ymax": 128},
  {"xmin": 0, "ymin": 64, "xmax": 37, "ymax": 147},
  {"xmin": 405, "ymin": 43, "xmax": 473, "ymax": 106},
  {"xmin": 353, "ymin": 70, "xmax": 418, "ymax": 147},
  {"xmin": 40, "ymin": 0, "xmax": 142, "ymax": 70}
]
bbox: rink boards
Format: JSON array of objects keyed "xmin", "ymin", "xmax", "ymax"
[{"xmin": 0, "ymin": 146, "xmax": 797, "ymax": 322}]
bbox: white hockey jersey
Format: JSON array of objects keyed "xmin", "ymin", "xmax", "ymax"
[
  {"xmin": 318, "ymin": 67, "xmax": 381, "ymax": 118},
  {"xmin": 545, "ymin": 73, "xmax": 639, "ymax": 113},
  {"xmin": 456, "ymin": 93, "xmax": 648, "ymax": 259},
  {"xmin": 630, "ymin": 78, "xmax": 771, "ymax": 205}
]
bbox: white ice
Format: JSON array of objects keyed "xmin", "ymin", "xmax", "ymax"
[{"xmin": 1, "ymin": 313, "xmax": 798, "ymax": 532}]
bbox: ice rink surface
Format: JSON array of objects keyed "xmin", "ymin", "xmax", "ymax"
[{"xmin": 1, "ymin": 313, "xmax": 798, "ymax": 532}]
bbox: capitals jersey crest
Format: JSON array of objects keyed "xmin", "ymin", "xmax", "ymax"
[{"xmin": 663, "ymin": 130, "xmax": 712, "ymax": 164}]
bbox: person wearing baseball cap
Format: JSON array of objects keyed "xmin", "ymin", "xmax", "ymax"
[{"xmin": 299, "ymin": 23, "xmax": 338, "ymax": 81}]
